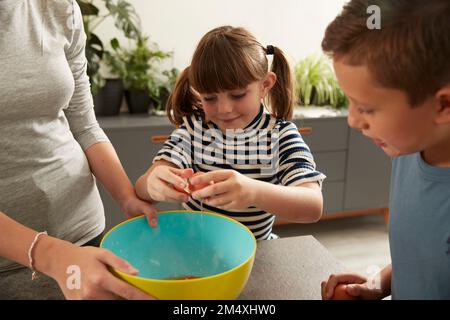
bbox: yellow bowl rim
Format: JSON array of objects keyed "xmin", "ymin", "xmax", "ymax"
[{"xmin": 100, "ymin": 210, "xmax": 257, "ymax": 283}]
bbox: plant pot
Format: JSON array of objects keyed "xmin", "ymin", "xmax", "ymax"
[
  {"xmin": 124, "ymin": 89, "xmax": 156, "ymax": 114},
  {"xmin": 93, "ymin": 79, "xmax": 124, "ymax": 116},
  {"xmin": 158, "ymin": 87, "xmax": 170, "ymax": 111}
]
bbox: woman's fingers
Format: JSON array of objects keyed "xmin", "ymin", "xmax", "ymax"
[
  {"xmin": 96, "ymin": 249, "xmax": 154, "ymax": 300},
  {"xmin": 97, "ymin": 249, "xmax": 139, "ymax": 274},
  {"xmin": 103, "ymin": 272, "xmax": 155, "ymax": 300},
  {"xmin": 141, "ymin": 203, "xmax": 159, "ymax": 227}
]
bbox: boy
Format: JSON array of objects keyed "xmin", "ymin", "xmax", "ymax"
[{"xmin": 320, "ymin": 0, "xmax": 450, "ymax": 299}]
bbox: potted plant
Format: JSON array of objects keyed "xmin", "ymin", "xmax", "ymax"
[
  {"xmin": 155, "ymin": 67, "xmax": 180, "ymax": 113},
  {"xmin": 77, "ymin": 0, "xmax": 142, "ymax": 116},
  {"xmin": 104, "ymin": 37, "xmax": 173, "ymax": 114},
  {"xmin": 294, "ymin": 54, "xmax": 348, "ymax": 109}
]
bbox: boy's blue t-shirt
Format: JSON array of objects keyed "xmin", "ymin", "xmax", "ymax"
[{"xmin": 389, "ymin": 153, "xmax": 450, "ymax": 299}]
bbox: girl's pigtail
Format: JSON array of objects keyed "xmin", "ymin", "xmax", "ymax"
[
  {"xmin": 166, "ymin": 67, "xmax": 202, "ymax": 126},
  {"xmin": 268, "ymin": 47, "xmax": 294, "ymax": 120}
]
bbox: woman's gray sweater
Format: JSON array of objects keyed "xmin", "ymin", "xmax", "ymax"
[{"xmin": 0, "ymin": 0, "xmax": 109, "ymax": 272}]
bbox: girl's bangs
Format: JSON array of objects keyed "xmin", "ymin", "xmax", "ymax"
[{"xmin": 190, "ymin": 44, "xmax": 262, "ymax": 94}]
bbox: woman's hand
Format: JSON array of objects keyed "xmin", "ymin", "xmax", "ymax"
[
  {"xmin": 321, "ymin": 273, "xmax": 385, "ymax": 300},
  {"xmin": 144, "ymin": 166, "xmax": 194, "ymax": 203},
  {"xmin": 120, "ymin": 195, "xmax": 159, "ymax": 228},
  {"xmin": 35, "ymin": 238, "xmax": 154, "ymax": 300},
  {"xmin": 189, "ymin": 170, "xmax": 258, "ymax": 210}
]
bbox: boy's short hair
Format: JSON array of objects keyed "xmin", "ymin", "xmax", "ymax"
[{"xmin": 322, "ymin": 0, "xmax": 450, "ymax": 107}]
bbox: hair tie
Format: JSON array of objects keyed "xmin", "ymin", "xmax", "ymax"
[{"xmin": 266, "ymin": 45, "xmax": 275, "ymax": 55}]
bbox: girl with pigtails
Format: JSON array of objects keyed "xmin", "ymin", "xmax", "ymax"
[{"xmin": 136, "ymin": 26, "xmax": 325, "ymax": 240}]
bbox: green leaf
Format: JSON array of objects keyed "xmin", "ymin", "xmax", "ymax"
[
  {"xmin": 294, "ymin": 54, "xmax": 347, "ymax": 109},
  {"xmin": 110, "ymin": 38, "xmax": 120, "ymax": 51},
  {"xmin": 105, "ymin": 0, "xmax": 142, "ymax": 40}
]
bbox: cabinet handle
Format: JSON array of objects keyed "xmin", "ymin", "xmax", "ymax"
[
  {"xmin": 151, "ymin": 127, "xmax": 312, "ymax": 144},
  {"xmin": 299, "ymin": 127, "xmax": 313, "ymax": 135},
  {"xmin": 151, "ymin": 135, "xmax": 169, "ymax": 144}
]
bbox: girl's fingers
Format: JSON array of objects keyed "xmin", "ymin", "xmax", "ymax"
[
  {"xmin": 155, "ymin": 183, "xmax": 189, "ymax": 202},
  {"xmin": 219, "ymin": 201, "xmax": 237, "ymax": 210},
  {"xmin": 205, "ymin": 193, "xmax": 233, "ymax": 207},
  {"xmin": 150, "ymin": 179, "xmax": 189, "ymax": 202},
  {"xmin": 160, "ymin": 182, "xmax": 190, "ymax": 202},
  {"xmin": 191, "ymin": 180, "xmax": 231, "ymax": 200},
  {"xmin": 175, "ymin": 168, "xmax": 194, "ymax": 179},
  {"xmin": 156, "ymin": 168, "xmax": 189, "ymax": 190},
  {"xmin": 190, "ymin": 170, "xmax": 229, "ymax": 185}
]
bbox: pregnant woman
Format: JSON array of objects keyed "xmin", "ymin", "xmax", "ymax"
[{"xmin": 0, "ymin": 0, "xmax": 156, "ymax": 299}]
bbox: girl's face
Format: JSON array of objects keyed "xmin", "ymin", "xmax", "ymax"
[{"xmin": 198, "ymin": 73, "xmax": 276, "ymax": 132}]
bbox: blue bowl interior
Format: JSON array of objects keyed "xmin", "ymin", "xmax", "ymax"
[{"xmin": 101, "ymin": 212, "xmax": 255, "ymax": 279}]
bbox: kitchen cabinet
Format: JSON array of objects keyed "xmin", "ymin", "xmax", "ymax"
[
  {"xmin": 292, "ymin": 117, "xmax": 349, "ymax": 214},
  {"xmin": 97, "ymin": 112, "xmax": 391, "ymax": 230},
  {"xmin": 344, "ymin": 128, "xmax": 391, "ymax": 210}
]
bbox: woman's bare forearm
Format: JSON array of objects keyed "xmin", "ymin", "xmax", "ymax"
[
  {"xmin": 0, "ymin": 211, "xmax": 64, "ymax": 277},
  {"xmin": 85, "ymin": 142, "xmax": 139, "ymax": 205}
]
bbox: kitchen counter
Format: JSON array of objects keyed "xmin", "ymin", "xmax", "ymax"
[
  {"xmin": 97, "ymin": 107, "xmax": 347, "ymax": 130},
  {"xmin": 240, "ymin": 235, "xmax": 346, "ymax": 300},
  {"xmin": 0, "ymin": 235, "xmax": 345, "ymax": 300}
]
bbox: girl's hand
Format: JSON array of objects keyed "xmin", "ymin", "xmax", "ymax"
[
  {"xmin": 120, "ymin": 196, "xmax": 159, "ymax": 228},
  {"xmin": 190, "ymin": 170, "xmax": 257, "ymax": 210},
  {"xmin": 38, "ymin": 239, "xmax": 154, "ymax": 300},
  {"xmin": 145, "ymin": 166, "xmax": 194, "ymax": 203},
  {"xmin": 321, "ymin": 273, "xmax": 384, "ymax": 300}
]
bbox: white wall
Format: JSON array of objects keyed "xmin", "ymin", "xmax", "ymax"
[{"xmin": 95, "ymin": 0, "xmax": 347, "ymax": 71}]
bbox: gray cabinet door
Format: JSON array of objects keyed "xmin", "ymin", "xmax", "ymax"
[
  {"xmin": 294, "ymin": 117, "xmax": 349, "ymax": 152},
  {"xmin": 295, "ymin": 117, "xmax": 349, "ymax": 213},
  {"xmin": 344, "ymin": 129, "xmax": 391, "ymax": 210}
]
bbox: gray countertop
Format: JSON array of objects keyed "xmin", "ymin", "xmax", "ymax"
[
  {"xmin": 0, "ymin": 235, "xmax": 345, "ymax": 300},
  {"xmin": 239, "ymin": 235, "xmax": 346, "ymax": 300}
]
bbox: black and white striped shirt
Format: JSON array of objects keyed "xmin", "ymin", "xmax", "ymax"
[{"xmin": 153, "ymin": 106, "xmax": 326, "ymax": 240}]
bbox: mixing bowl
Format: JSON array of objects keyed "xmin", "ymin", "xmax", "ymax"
[{"xmin": 100, "ymin": 210, "xmax": 256, "ymax": 299}]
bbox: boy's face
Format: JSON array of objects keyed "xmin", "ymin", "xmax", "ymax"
[{"xmin": 334, "ymin": 60, "xmax": 438, "ymax": 157}]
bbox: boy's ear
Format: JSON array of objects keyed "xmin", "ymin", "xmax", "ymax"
[
  {"xmin": 261, "ymin": 72, "xmax": 277, "ymax": 97},
  {"xmin": 434, "ymin": 85, "xmax": 450, "ymax": 125}
]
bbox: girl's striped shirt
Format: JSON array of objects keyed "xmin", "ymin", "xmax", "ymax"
[{"xmin": 153, "ymin": 106, "xmax": 326, "ymax": 240}]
